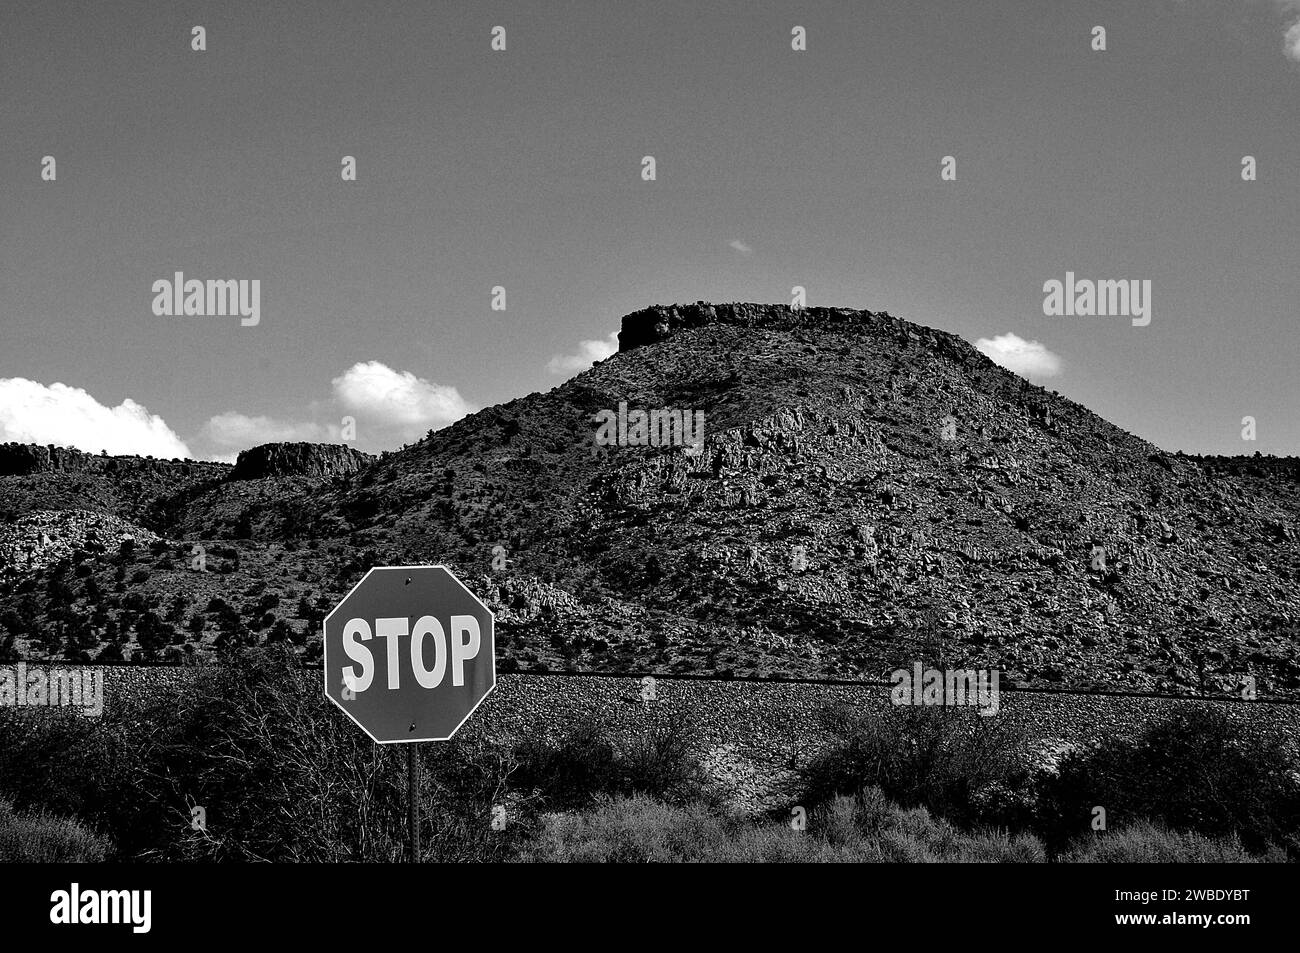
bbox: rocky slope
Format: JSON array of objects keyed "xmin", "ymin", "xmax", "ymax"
[{"xmin": 1, "ymin": 303, "xmax": 1296, "ymax": 696}]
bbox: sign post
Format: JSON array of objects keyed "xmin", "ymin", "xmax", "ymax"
[
  {"xmin": 407, "ymin": 747, "xmax": 420, "ymax": 863},
  {"xmin": 322, "ymin": 565, "xmax": 496, "ymax": 862}
]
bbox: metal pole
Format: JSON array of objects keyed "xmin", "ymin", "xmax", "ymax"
[{"xmin": 407, "ymin": 744, "xmax": 421, "ymax": 863}]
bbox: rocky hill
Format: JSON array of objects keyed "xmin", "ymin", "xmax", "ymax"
[
  {"xmin": 1, "ymin": 303, "xmax": 1296, "ymax": 696},
  {"xmin": 0, "ymin": 443, "xmax": 228, "ymax": 527},
  {"xmin": 230, "ymin": 442, "xmax": 374, "ymax": 480}
]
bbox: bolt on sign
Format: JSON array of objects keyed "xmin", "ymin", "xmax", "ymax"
[{"xmin": 323, "ymin": 566, "xmax": 496, "ymax": 743}]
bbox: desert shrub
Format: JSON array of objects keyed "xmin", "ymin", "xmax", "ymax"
[
  {"xmin": 800, "ymin": 702, "xmax": 1035, "ymax": 829},
  {"xmin": 510, "ymin": 710, "xmax": 706, "ymax": 809},
  {"xmin": 131, "ymin": 646, "xmax": 520, "ymax": 862},
  {"xmin": 0, "ymin": 798, "xmax": 111, "ymax": 862},
  {"xmin": 0, "ymin": 647, "xmax": 519, "ymax": 862},
  {"xmin": 516, "ymin": 788, "xmax": 1046, "ymax": 863},
  {"xmin": 822, "ymin": 787, "xmax": 1046, "ymax": 863},
  {"xmin": 511, "ymin": 719, "xmax": 621, "ymax": 809},
  {"xmin": 0, "ymin": 710, "xmax": 154, "ymax": 855},
  {"xmin": 1060, "ymin": 821, "xmax": 1275, "ymax": 863},
  {"xmin": 620, "ymin": 708, "xmax": 708, "ymax": 803},
  {"xmin": 1038, "ymin": 709, "xmax": 1300, "ymax": 858},
  {"xmin": 519, "ymin": 796, "xmax": 736, "ymax": 863},
  {"xmin": 264, "ymin": 619, "xmax": 295, "ymax": 643}
]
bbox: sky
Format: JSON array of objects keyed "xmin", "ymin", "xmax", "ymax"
[{"xmin": 1, "ymin": 0, "xmax": 1297, "ymax": 460}]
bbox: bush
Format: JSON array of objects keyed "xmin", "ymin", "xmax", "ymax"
[
  {"xmin": 0, "ymin": 646, "xmax": 518, "ymax": 862},
  {"xmin": 1060, "ymin": 821, "xmax": 1276, "ymax": 863},
  {"xmin": 264, "ymin": 619, "xmax": 295, "ymax": 644},
  {"xmin": 511, "ymin": 719, "xmax": 621, "ymax": 809},
  {"xmin": 0, "ymin": 798, "xmax": 111, "ymax": 862},
  {"xmin": 4, "ymin": 660, "xmax": 1294, "ymax": 864},
  {"xmin": 0, "ymin": 706, "xmax": 165, "ymax": 855},
  {"xmin": 621, "ymin": 708, "xmax": 708, "ymax": 803},
  {"xmin": 1038, "ymin": 709, "xmax": 1300, "ymax": 858},
  {"xmin": 510, "ymin": 710, "xmax": 707, "ymax": 809},
  {"xmin": 517, "ymin": 789, "xmax": 1046, "ymax": 863},
  {"xmin": 519, "ymin": 796, "xmax": 739, "ymax": 863},
  {"xmin": 130, "ymin": 647, "xmax": 518, "ymax": 862},
  {"xmin": 824, "ymin": 787, "xmax": 1046, "ymax": 863},
  {"xmin": 800, "ymin": 702, "xmax": 1035, "ymax": 830}
]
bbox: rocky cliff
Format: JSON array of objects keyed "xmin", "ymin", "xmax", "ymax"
[
  {"xmin": 617, "ymin": 302, "xmax": 975, "ymax": 364},
  {"xmin": 230, "ymin": 443, "xmax": 374, "ymax": 480},
  {"xmin": 0, "ymin": 442, "xmax": 198, "ymax": 477}
]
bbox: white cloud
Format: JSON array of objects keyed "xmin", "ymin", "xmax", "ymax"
[
  {"xmin": 547, "ymin": 330, "xmax": 619, "ymax": 375},
  {"xmin": 197, "ymin": 361, "xmax": 474, "ymax": 457},
  {"xmin": 0, "ymin": 377, "xmax": 191, "ymax": 458},
  {"xmin": 1177, "ymin": 2, "xmax": 1300, "ymax": 63},
  {"xmin": 202, "ymin": 412, "xmax": 331, "ymax": 452},
  {"xmin": 729, "ymin": 239, "xmax": 754, "ymax": 256},
  {"xmin": 0, "ymin": 362, "xmax": 474, "ymax": 462},
  {"xmin": 974, "ymin": 333, "xmax": 1063, "ymax": 379},
  {"xmin": 1285, "ymin": 17, "xmax": 1300, "ymax": 60},
  {"xmin": 1258, "ymin": 1, "xmax": 1300, "ymax": 61},
  {"xmin": 331, "ymin": 361, "xmax": 475, "ymax": 432}
]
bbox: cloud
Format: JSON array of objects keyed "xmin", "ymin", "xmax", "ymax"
[
  {"xmin": 202, "ymin": 412, "xmax": 332, "ymax": 453},
  {"xmin": 0, "ymin": 361, "xmax": 473, "ymax": 462},
  {"xmin": 331, "ymin": 361, "xmax": 475, "ymax": 431},
  {"xmin": 0, "ymin": 377, "xmax": 191, "ymax": 458},
  {"xmin": 198, "ymin": 361, "xmax": 474, "ymax": 457},
  {"xmin": 1286, "ymin": 16, "xmax": 1300, "ymax": 60},
  {"xmin": 974, "ymin": 333, "xmax": 1063, "ymax": 379},
  {"xmin": 1179, "ymin": 2, "xmax": 1300, "ymax": 62},
  {"xmin": 547, "ymin": 330, "xmax": 620, "ymax": 375},
  {"xmin": 1259, "ymin": 1, "xmax": 1300, "ymax": 61},
  {"xmin": 729, "ymin": 239, "xmax": 754, "ymax": 256}
]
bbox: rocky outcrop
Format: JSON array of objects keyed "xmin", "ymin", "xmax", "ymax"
[
  {"xmin": 0, "ymin": 442, "xmax": 209, "ymax": 477},
  {"xmin": 0, "ymin": 443, "xmax": 97, "ymax": 476},
  {"xmin": 617, "ymin": 301, "xmax": 977, "ymax": 365},
  {"xmin": 1186, "ymin": 453, "xmax": 1300, "ymax": 484},
  {"xmin": 0, "ymin": 510, "xmax": 158, "ymax": 573},
  {"xmin": 230, "ymin": 442, "xmax": 374, "ymax": 480}
]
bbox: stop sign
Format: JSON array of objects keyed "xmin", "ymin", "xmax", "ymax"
[{"xmin": 323, "ymin": 565, "xmax": 495, "ymax": 743}]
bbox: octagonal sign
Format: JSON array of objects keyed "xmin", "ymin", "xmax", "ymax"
[{"xmin": 323, "ymin": 565, "xmax": 495, "ymax": 743}]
